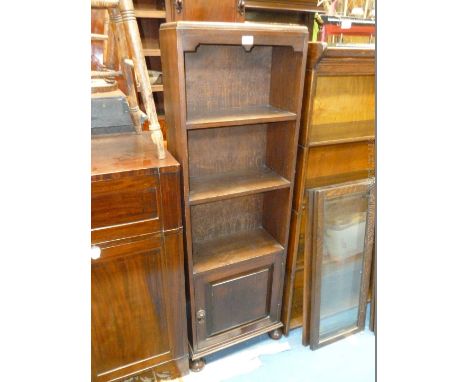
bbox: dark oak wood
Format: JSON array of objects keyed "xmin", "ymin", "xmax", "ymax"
[
  {"xmin": 91, "ymin": 133, "xmax": 188, "ymax": 382},
  {"xmin": 160, "ymin": 22, "xmax": 308, "ymax": 362},
  {"xmin": 282, "ymin": 42, "xmax": 375, "ymax": 337},
  {"xmin": 304, "ymin": 179, "xmax": 376, "ymax": 349}
]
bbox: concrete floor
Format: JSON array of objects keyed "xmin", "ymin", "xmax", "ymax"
[{"xmin": 184, "ymin": 307, "xmax": 375, "ymax": 382}]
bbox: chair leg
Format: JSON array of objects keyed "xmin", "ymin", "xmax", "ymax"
[{"xmin": 122, "ymin": 59, "xmax": 142, "ymax": 133}]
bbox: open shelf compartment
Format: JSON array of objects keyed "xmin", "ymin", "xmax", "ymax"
[
  {"xmin": 137, "ymin": 18, "xmax": 162, "ymax": 55},
  {"xmin": 192, "ymin": 228, "xmax": 283, "ymax": 274},
  {"xmin": 188, "ymin": 122, "xmax": 296, "ymax": 205},
  {"xmin": 191, "ymin": 189, "xmax": 290, "ymax": 275},
  {"xmin": 133, "ymin": 0, "xmax": 166, "ymax": 18},
  {"xmin": 307, "ymin": 75, "xmax": 375, "ymax": 146},
  {"xmin": 184, "ymin": 44, "xmax": 303, "ymax": 128}
]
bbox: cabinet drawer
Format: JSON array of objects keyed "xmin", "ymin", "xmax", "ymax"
[{"xmin": 91, "ymin": 174, "xmax": 161, "ymax": 243}]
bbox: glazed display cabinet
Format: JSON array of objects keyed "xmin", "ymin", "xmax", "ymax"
[
  {"xmin": 304, "ymin": 178, "xmax": 375, "ymax": 349},
  {"xmin": 160, "ymin": 21, "xmax": 308, "ymax": 369},
  {"xmin": 281, "ymin": 42, "xmax": 375, "ymax": 339}
]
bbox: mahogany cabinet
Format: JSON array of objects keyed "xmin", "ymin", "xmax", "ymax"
[
  {"xmin": 160, "ymin": 22, "xmax": 308, "ymax": 368},
  {"xmin": 304, "ymin": 178, "xmax": 375, "ymax": 349},
  {"xmin": 244, "ymin": 0, "xmax": 323, "ymax": 36},
  {"xmin": 91, "ymin": 133, "xmax": 189, "ymax": 382},
  {"xmin": 281, "ymin": 42, "xmax": 375, "ymax": 338},
  {"xmin": 170, "ymin": 0, "xmax": 245, "ymax": 21}
]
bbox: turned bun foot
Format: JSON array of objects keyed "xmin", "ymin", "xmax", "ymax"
[
  {"xmin": 268, "ymin": 328, "xmax": 283, "ymax": 340},
  {"xmin": 189, "ymin": 357, "xmax": 205, "ymax": 372}
]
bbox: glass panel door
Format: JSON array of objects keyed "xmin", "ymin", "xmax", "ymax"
[
  {"xmin": 305, "ymin": 178, "xmax": 375, "ymax": 349},
  {"xmin": 319, "ymin": 192, "xmax": 369, "ymax": 339}
]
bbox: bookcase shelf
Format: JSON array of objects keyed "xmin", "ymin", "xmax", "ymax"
[
  {"xmin": 161, "ymin": 21, "xmax": 308, "ymax": 360},
  {"xmin": 143, "ymin": 48, "xmax": 161, "ymax": 57},
  {"xmin": 186, "ymin": 105, "xmax": 297, "ymax": 129},
  {"xmin": 192, "ymin": 228, "xmax": 284, "ymax": 274},
  {"xmin": 189, "ymin": 167, "xmax": 290, "ymax": 205},
  {"xmin": 307, "ymin": 120, "xmax": 375, "ymax": 147},
  {"xmin": 134, "ymin": 6, "xmax": 166, "ymax": 18}
]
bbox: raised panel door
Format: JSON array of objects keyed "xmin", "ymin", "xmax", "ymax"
[
  {"xmin": 91, "ymin": 235, "xmax": 173, "ymax": 382},
  {"xmin": 193, "ymin": 252, "xmax": 283, "ymax": 352}
]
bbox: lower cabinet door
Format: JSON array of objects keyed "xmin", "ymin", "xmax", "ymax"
[
  {"xmin": 193, "ymin": 252, "xmax": 283, "ymax": 352},
  {"xmin": 91, "ymin": 235, "xmax": 173, "ymax": 382}
]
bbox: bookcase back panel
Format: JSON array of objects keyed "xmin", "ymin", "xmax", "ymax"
[
  {"xmin": 185, "ymin": 45, "xmax": 273, "ymax": 116},
  {"xmin": 188, "ymin": 124, "xmax": 268, "ymax": 178},
  {"xmin": 190, "ymin": 188, "xmax": 290, "ymax": 245},
  {"xmin": 188, "ymin": 121, "xmax": 295, "ymax": 181},
  {"xmin": 309, "ymin": 75, "xmax": 375, "ymax": 144},
  {"xmin": 305, "ymin": 142, "xmax": 375, "ymax": 188},
  {"xmin": 191, "ymin": 194, "xmax": 264, "ymax": 244},
  {"xmin": 138, "ymin": 19, "xmax": 162, "ymax": 50}
]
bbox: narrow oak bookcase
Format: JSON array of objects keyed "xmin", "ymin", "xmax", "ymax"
[{"xmin": 160, "ymin": 22, "xmax": 308, "ymax": 369}]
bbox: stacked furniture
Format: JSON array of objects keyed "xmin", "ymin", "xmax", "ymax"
[
  {"xmin": 91, "ymin": 133, "xmax": 189, "ymax": 381},
  {"xmin": 245, "ymin": 0, "xmax": 324, "ymax": 36},
  {"xmin": 91, "ymin": 0, "xmax": 166, "ymax": 157},
  {"xmin": 160, "ymin": 21, "xmax": 308, "ymax": 370},
  {"xmin": 281, "ymin": 42, "xmax": 375, "ymax": 342},
  {"xmin": 135, "ymin": 0, "xmax": 246, "ymax": 137},
  {"xmin": 318, "ymin": 15, "xmax": 375, "ymax": 45},
  {"xmin": 170, "ymin": 0, "xmax": 245, "ymax": 21}
]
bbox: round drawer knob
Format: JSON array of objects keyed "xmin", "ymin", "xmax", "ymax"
[
  {"xmin": 196, "ymin": 309, "xmax": 206, "ymax": 323},
  {"xmin": 90, "ymin": 246, "xmax": 101, "ymax": 260}
]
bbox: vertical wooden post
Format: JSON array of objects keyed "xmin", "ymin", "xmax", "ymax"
[{"xmin": 102, "ymin": 11, "xmax": 110, "ymax": 67}]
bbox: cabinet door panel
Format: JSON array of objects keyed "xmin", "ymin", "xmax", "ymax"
[
  {"xmin": 91, "ymin": 236, "xmax": 172, "ymax": 381},
  {"xmin": 208, "ymin": 267, "xmax": 271, "ymax": 335},
  {"xmin": 193, "ymin": 252, "xmax": 282, "ymax": 351},
  {"xmin": 305, "ymin": 178, "xmax": 375, "ymax": 349}
]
